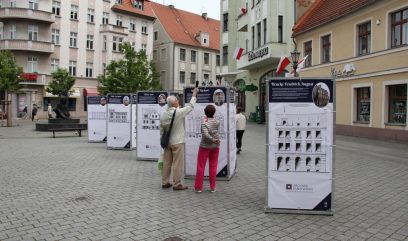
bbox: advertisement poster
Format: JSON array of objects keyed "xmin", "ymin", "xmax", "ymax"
[
  {"xmin": 266, "ymin": 78, "xmax": 334, "ymax": 214},
  {"xmin": 184, "ymin": 87, "xmax": 232, "ymax": 179},
  {"xmin": 87, "ymin": 96, "xmax": 107, "ymax": 142},
  {"xmin": 136, "ymin": 92, "xmax": 168, "ymax": 160},
  {"xmin": 106, "ymin": 94, "xmax": 133, "ymax": 149}
]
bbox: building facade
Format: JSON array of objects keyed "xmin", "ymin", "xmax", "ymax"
[
  {"xmin": 149, "ymin": 2, "xmax": 221, "ymax": 91},
  {"xmin": 0, "ymin": 0, "xmax": 155, "ymax": 119},
  {"xmin": 220, "ymin": 0, "xmax": 295, "ymax": 122},
  {"xmin": 293, "ymin": 0, "xmax": 408, "ymax": 141}
]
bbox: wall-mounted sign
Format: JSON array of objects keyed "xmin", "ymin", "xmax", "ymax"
[
  {"xmin": 248, "ymin": 46, "xmax": 269, "ymax": 61},
  {"xmin": 331, "ymin": 63, "xmax": 356, "ymax": 78}
]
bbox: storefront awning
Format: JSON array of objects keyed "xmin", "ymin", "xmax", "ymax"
[{"xmin": 83, "ymin": 88, "xmax": 99, "ymax": 97}]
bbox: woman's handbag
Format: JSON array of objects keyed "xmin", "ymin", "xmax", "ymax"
[{"xmin": 160, "ymin": 110, "xmax": 176, "ymax": 149}]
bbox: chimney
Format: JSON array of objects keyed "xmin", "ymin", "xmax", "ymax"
[
  {"xmin": 202, "ymin": 12, "xmax": 208, "ymax": 20},
  {"xmin": 168, "ymin": 4, "xmax": 174, "ymax": 8}
]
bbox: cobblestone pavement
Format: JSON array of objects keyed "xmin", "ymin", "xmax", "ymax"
[{"xmin": 0, "ymin": 119, "xmax": 407, "ymax": 241}]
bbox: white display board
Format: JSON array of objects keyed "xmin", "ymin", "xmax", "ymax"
[
  {"xmin": 131, "ymin": 94, "xmax": 137, "ymax": 149},
  {"xmin": 87, "ymin": 96, "xmax": 107, "ymax": 143},
  {"xmin": 136, "ymin": 91, "xmax": 168, "ymax": 161},
  {"xmin": 106, "ymin": 94, "xmax": 135, "ymax": 150},
  {"xmin": 266, "ymin": 78, "xmax": 335, "ymax": 215},
  {"xmin": 184, "ymin": 87, "xmax": 236, "ymax": 180}
]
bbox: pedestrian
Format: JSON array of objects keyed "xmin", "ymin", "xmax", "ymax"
[
  {"xmin": 47, "ymin": 103, "xmax": 53, "ymax": 119},
  {"xmin": 236, "ymin": 107, "xmax": 246, "ymax": 154},
  {"xmin": 194, "ymin": 105, "xmax": 220, "ymax": 193},
  {"xmin": 160, "ymin": 88, "xmax": 199, "ymax": 191},
  {"xmin": 22, "ymin": 106, "xmax": 28, "ymax": 119},
  {"xmin": 31, "ymin": 104, "xmax": 38, "ymax": 122}
]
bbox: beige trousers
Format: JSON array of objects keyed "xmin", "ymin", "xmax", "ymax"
[{"xmin": 162, "ymin": 143, "xmax": 184, "ymax": 186}]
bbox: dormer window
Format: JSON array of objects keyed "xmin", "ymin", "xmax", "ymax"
[
  {"xmin": 134, "ymin": 0, "xmax": 144, "ymax": 10},
  {"xmin": 116, "ymin": 0, "xmax": 123, "ymax": 4}
]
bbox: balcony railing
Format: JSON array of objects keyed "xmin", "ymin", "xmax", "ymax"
[
  {"xmin": 19, "ymin": 73, "xmax": 46, "ymax": 85},
  {"xmin": 99, "ymin": 24, "xmax": 129, "ymax": 35},
  {"xmin": 0, "ymin": 8, "xmax": 55, "ymax": 23},
  {"xmin": 0, "ymin": 39, "xmax": 54, "ymax": 53}
]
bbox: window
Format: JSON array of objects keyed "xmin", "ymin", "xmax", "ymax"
[
  {"xmin": 304, "ymin": 41, "xmax": 312, "ymax": 67},
  {"xmin": 131, "ymin": 42, "xmax": 136, "ymax": 50},
  {"xmin": 160, "ymin": 48, "xmax": 166, "ymax": 60},
  {"xmin": 69, "ymin": 61, "xmax": 76, "ymax": 76},
  {"xmin": 103, "ymin": 35, "xmax": 107, "ymax": 51},
  {"xmin": 216, "ymin": 55, "xmax": 220, "ymax": 66},
  {"xmin": 204, "ymin": 52, "xmax": 210, "ymax": 65},
  {"xmin": 251, "ymin": 26, "xmax": 255, "ymax": 50},
  {"xmin": 257, "ymin": 22, "xmax": 261, "ymax": 48},
  {"xmin": 134, "ymin": 0, "xmax": 143, "ymax": 10},
  {"xmin": 102, "ymin": 12, "xmax": 109, "ymax": 25},
  {"xmin": 388, "ymin": 84, "xmax": 407, "ymax": 124},
  {"xmin": 190, "ymin": 72, "xmax": 196, "ymax": 85},
  {"xmin": 263, "ymin": 18, "xmax": 267, "ymax": 44},
  {"xmin": 153, "ymin": 50, "xmax": 158, "ymax": 60},
  {"xmin": 390, "ymin": 8, "xmax": 408, "ymax": 47},
  {"xmin": 356, "ymin": 87, "xmax": 371, "ymax": 122},
  {"xmin": 141, "ymin": 24, "xmax": 147, "ymax": 34},
  {"xmin": 52, "ymin": 29, "xmax": 60, "ymax": 45},
  {"xmin": 70, "ymin": 5, "xmax": 78, "ymax": 20},
  {"xmin": 0, "ymin": 0, "xmax": 2, "ymax": 8},
  {"xmin": 52, "ymin": 1, "xmax": 60, "ymax": 16},
  {"xmin": 10, "ymin": 25, "xmax": 16, "ymax": 39},
  {"xmin": 321, "ymin": 34, "xmax": 331, "ymax": 63},
  {"xmin": 223, "ymin": 13, "xmax": 228, "ymax": 32},
  {"xmin": 203, "ymin": 73, "xmax": 209, "ymax": 85},
  {"xmin": 278, "ymin": 15, "xmax": 283, "ymax": 43},
  {"xmin": 112, "ymin": 36, "xmax": 123, "ymax": 51},
  {"xmin": 70, "ymin": 32, "xmax": 77, "ymax": 47},
  {"xmin": 116, "ymin": 0, "xmax": 122, "ymax": 4},
  {"xmin": 87, "ymin": 9, "xmax": 94, "ymax": 23},
  {"xmin": 222, "ymin": 46, "xmax": 228, "ymax": 65},
  {"xmin": 116, "ymin": 16, "xmax": 122, "ymax": 27},
  {"xmin": 86, "ymin": 35, "xmax": 94, "ymax": 50},
  {"xmin": 154, "ymin": 31, "xmax": 158, "ymax": 40},
  {"xmin": 179, "ymin": 71, "xmax": 185, "ymax": 84},
  {"xmin": 130, "ymin": 19, "xmax": 136, "ymax": 31},
  {"xmin": 103, "ymin": 63, "xmax": 106, "ymax": 75},
  {"xmin": 29, "ymin": 0, "xmax": 38, "ymax": 10},
  {"xmin": 51, "ymin": 59, "xmax": 59, "ymax": 72},
  {"xmin": 0, "ymin": 26, "xmax": 3, "ymax": 40},
  {"xmin": 28, "ymin": 25, "xmax": 38, "ymax": 41},
  {"xmin": 86, "ymin": 63, "xmax": 93, "ymax": 78},
  {"xmin": 10, "ymin": 0, "xmax": 16, "ymax": 8},
  {"xmin": 141, "ymin": 43, "xmax": 147, "ymax": 51},
  {"xmin": 179, "ymin": 48, "xmax": 186, "ymax": 61},
  {"xmin": 190, "ymin": 50, "xmax": 196, "ymax": 63},
  {"xmin": 358, "ymin": 22, "xmax": 371, "ymax": 55},
  {"xmin": 27, "ymin": 56, "xmax": 38, "ymax": 73}
]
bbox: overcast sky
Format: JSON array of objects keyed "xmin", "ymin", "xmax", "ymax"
[{"xmin": 151, "ymin": 0, "xmax": 221, "ymax": 20}]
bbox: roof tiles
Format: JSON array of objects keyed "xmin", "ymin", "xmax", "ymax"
[{"xmin": 111, "ymin": 0, "xmax": 156, "ymax": 20}]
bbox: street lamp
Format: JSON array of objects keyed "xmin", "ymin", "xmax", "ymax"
[{"xmin": 291, "ymin": 49, "xmax": 300, "ymax": 77}]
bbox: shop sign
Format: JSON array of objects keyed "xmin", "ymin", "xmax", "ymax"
[{"xmin": 248, "ymin": 46, "xmax": 269, "ymax": 62}]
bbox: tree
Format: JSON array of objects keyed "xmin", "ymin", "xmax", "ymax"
[
  {"xmin": 98, "ymin": 42, "xmax": 162, "ymax": 95},
  {"xmin": 46, "ymin": 68, "xmax": 75, "ymax": 118},
  {"xmin": 0, "ymin": 50, "xmax": 23, "ymax": 127}
]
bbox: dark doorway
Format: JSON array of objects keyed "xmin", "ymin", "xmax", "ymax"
[{"xmin": 234, "ymin": 79, "xmax": 246, "ymax": 112}]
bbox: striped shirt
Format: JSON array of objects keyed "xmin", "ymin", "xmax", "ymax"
[{"xmin": 200, "ymin": 117, "xmax": 220, "ymax": 148}]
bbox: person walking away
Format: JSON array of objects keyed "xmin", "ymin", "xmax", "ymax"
[
  {"xmin": 47, "ymin": 103, "xmax": 53, "ymax": 119},
  {"xmin": 22, "ymin": 106, "xmax": 28, "ymax": 119},
  {"xmin": 194, "ymin": 105, "xmax": 220, "ymax": 193},
  {"xmin": 160, "ymin": 88, "xmax": 199, "ymax": 191},
  {"xmin": 31, "ymin": 104, "xmax": 38, "ymax": 122},
  {"xmin": 236, "ymin": 107, "xmax": 246, "ymax": 154}
]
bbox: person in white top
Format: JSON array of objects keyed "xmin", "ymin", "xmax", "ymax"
[
  {"xmin": 47, "ymin": 103, "xmax": 53, "ymax": 119},
  {"xmin": 236, "ymin": 107, "xmax": 246, "ymax": 154},
  {"xmin": 160, "ymin": 88, "xmax": 199, "ymax": 190}
]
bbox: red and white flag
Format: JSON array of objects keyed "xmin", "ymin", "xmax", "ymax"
[
  {"xmin": 297, "ymin": 55, "xmax": 309, "ymax": 71},
  {"xmin": 276, "ymin": 56, "xmax": 291, "ymax": 74},
  {"xmin": 233, "ymin": 47, "xmax": 244, "ymax": 60}
]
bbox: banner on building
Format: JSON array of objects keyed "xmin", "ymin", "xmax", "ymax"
[
  {"xmin": 106, "ymin": 94, "xmax": 134, "ymax": 150},
  {"xmin": 87, "ymin": 96, "xmax": 107, "ymax": 143},
  {"xmin": 184, "ymin": 87, "xmax": 236, "ymax": 180},
  {"xmin": 266, "ymin": 77, "xmax": 335, "ymax": 215},
  {"xmin": 136, "ymin": 91, "xmax": 168, "ymax": 161}
]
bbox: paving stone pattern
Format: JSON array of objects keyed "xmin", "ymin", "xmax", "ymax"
[{"xmin": 0, "ymin": 120, "xmax": 407, "ymax": 241}]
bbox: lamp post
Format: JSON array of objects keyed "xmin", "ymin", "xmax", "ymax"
[{"xmin": 291, "ymin": 42, "xmax": 300, "ymax": 77}]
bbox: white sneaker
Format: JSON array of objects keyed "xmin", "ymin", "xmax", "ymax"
[{"xmin": 210, "ymin": 188, "xmax": 216, "ymax": 193}]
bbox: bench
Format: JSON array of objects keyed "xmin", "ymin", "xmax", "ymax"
[{"xmin": 49, "ymin": 127, "xmax": 87, "ymax": 138}]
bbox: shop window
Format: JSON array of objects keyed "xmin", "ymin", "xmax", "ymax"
[
  {"xmin": 388, "ymin": 84, "xmax": 407, "ymax": 124},
  {"xmin": 356, "ymin": 87, "xmax": 371, "ymax": 122}
]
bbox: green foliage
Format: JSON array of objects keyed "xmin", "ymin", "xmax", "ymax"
[
  {"xmin": 98, "ymin": 42, "xmax": 162, "ymax": 95},
  {"xmin": 46, "ymin": 68, "xmax": 75, "ymax": 98},
  {"xmin": 0, "ymin": 50, "xmax": 23, "ymax": 94}
]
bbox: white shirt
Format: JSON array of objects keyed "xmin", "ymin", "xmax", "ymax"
[
  {"xmin": 236, "ymin": 113, "xmax": 246, "ymax": 130},
  {"xmin": 160, "ymin": 97, "xmax": 197, "ymax": 145}
]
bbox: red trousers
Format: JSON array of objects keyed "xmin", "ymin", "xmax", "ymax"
[{"xmin": 194, "ymin": 146, "xmax": 220, "ymax": 190}]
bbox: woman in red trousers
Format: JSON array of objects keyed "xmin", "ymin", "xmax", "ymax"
[{"xmin": 194, "ymin": 105, "xmax": 220, "ymax": 193}]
